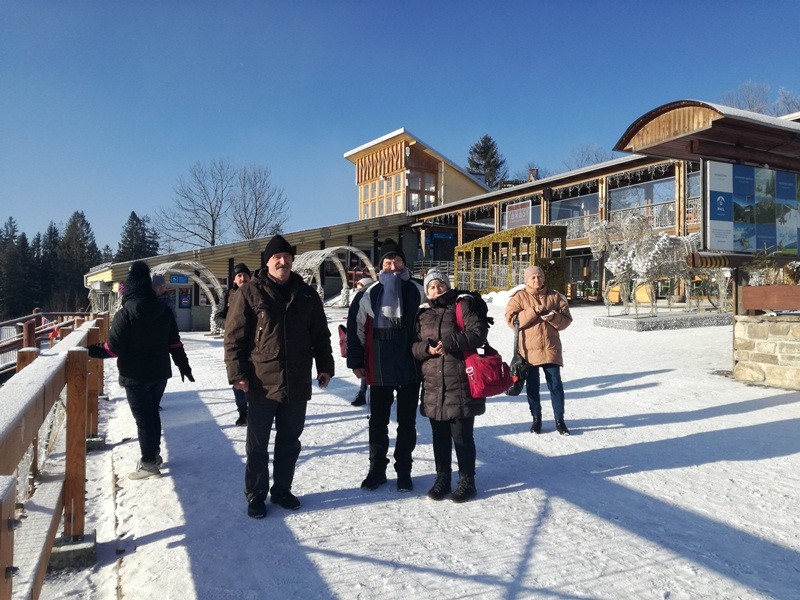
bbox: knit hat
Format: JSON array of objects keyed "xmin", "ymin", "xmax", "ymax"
[
  {"xmin": 263, "ymin": 235, "xmax": 294, "ymax": 263},
  {"xmin": 151, "ymin": 274, "xmax": 166, "ymax": 287},
  {"xmin": 357, "ymin": 277, "xmax": 373, "ymax": 288},
  {"xmin": 524, "ymin": 265, "xmax": 544, "ymax": 282},
  {"xmin": 423, "ymin": 268, "xmax": 450, "ymax": 291},
  {"xmin": 233, "ymin": 263, "xmax": 251, "ymax": 277},
  {"xmin": 125, "ymin": 261, "xmax": 153, "ymax": 297},
  {"xmin": 378, "ymin": 238, "xmax": 406, "ymax": 266}
]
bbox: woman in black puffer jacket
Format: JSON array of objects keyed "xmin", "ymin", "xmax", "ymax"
[
  {"xmin": 412, "ymin": 269, "xmax": 488, "ymax": 503},
  {"xmin": 89, "ymin": 261, "xmax": 193, "ymax": 480}
]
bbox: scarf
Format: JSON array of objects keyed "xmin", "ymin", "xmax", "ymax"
[{"xmin": 375, "ymin": 268, "xmax": 410, "ymax": 329}]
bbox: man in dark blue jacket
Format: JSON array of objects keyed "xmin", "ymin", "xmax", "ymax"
[{"xmin": 347, "ymin": 239, "xmax": 424, "ymax": 492}]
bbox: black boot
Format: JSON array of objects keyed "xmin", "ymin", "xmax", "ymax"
[
  {"xmin": 530, "ymin": 412, "xmax": 542, "ymax": 434},
  {"xmin": 235, "ymin": 408, "xmax": 247, "ymax": 426},
  {"xmin": 361, "ymin": 468, "xmax": 387, "ymax": 490},
  {"xmin": 427, "ymin": 473, "xmax": 452, "ymax": 501},
  {"xmin": 556, "ymin": 419, "xmax": 570, "ymax": 435},
  {"xmin": 351, "ymin": 391, "xmax": 367, "ymax": 406},
  {"xmin": 451, "ymin": 474, "xmax": 477, "ymax": 503}
]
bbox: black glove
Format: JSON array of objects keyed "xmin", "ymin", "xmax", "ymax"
[
  {"xmin": 87, "ymin": 343, "xmax": 110, "ymax": 359},
  {"xmin": 180, "ymin": 366, "xmax": 194, "ymax": 382}
]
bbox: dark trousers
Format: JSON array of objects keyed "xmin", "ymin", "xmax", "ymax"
[
  {"xmin": 125, "ymin": 380, "xmax": 168, "ymax": 462},
  {"xmin": 525, "ymin": 363, "xmax": 565, "ymax": 420},
  {"xmin": 368, "ymin": 383, "xmax": 420, "ymax": 475},
  {"xmin": 245, "ymin": 399, "xmax": 307, "ymax": 500},
  {"xmin": 430, "ymin": 416, "xmax": 476, "ymax": 477},
  {"xmin": 233, "ymin": 386, "xmax": 247, "ymax": 412}
]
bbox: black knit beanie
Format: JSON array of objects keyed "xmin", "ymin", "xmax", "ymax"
[
  {"xmin": 263, "ymin": 235, "xmax": 294, "ymax": 263},
  {"xmin": 125, "ymin": 261, "xmax": 153, "ymax": 297},
  {"xmin": 378, "ymin": 238, "xmax": 406, "ymax": 266}
]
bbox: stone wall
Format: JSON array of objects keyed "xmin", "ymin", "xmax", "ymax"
[{"xmin": 733, "ymin": 314, "xmax": 800, "ymax": 391}]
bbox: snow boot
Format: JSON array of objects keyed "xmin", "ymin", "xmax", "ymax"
[
  {"xmin": 530, "ymin": 412, "xmax": 542, "ymax": 434},
  {"xmin": 270, "ymin": 486, "xmax": 301, "ymax": 510},
  {"xmin": 247, "ymin": 495, "xmax": 267, "ymax": 519},
  {"xmin": 451, "ymin": 474, "xmax": 476, "ymax": 503},
  {"xmin": 396, "ymin": 472, "xmax": 413, "ymax": 492},
  {"xmin": 361, "ymin": 469, "xmax": 387, "ymax": 490},
  {"xmin": 427, "ymin": 473, "xmax": 452, "ymax": 501},
  {"xmin": 235, "ymin": 409, "xmax": 247, "ymax": 426},
  {"xmin": 351, "ymin": 391, "xmax": 367, "ymax": 406},
  {"xmin": 556, "ymin": 419, "xmax": 570, "ymax": 435}
]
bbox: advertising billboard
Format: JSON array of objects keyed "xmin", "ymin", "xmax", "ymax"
[{"xmin": 707, "ymin": 160, "xmax": 800, "ymax": 255}]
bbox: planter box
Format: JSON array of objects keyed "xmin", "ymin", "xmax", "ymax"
[{"xmin": 742, "ymin": 285, "xmax": 800, "ymax": 312}]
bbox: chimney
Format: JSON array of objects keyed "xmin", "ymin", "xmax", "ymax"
[{"xmin": 528, "ymin": 167, "xmax": 539, "ymax": 182}]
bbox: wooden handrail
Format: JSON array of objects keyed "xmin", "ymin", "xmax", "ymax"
[{"xmin": 0, "ymin": 314, "xmax": 108, "ymax": 599}]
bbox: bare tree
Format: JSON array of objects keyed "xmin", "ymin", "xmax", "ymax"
[
  {"xmin": 157, "ymin": 159, "xmax": 236, "ymax": 248},
  {"xmin": 231, "ymin": 165, "xmax": 289, "ymax": 239},
  {"xmin": 512, "ymin": 161, "xmax": 554, "ymax": 182},
  {"xmin": 562, "ymin": 144, "xmax": 615, "ymax": 171},
  {"xmin": 721, "ymin": 81, "xmax": 772, "ymax": 114},
  {"xmin": 775, "ymin": 87, "xmax": 800, "ymax": 116},
  {"xmin": 721, "ymin": 81, "xmax": 800, "ymax": 116}
]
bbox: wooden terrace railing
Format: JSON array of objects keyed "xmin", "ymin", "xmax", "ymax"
[{"xmin": 0, "ymin": 314, "xmax": 109, "ymax": 600}]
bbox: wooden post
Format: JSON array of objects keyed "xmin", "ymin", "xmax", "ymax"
[
  {"xmin": 17, "ymin": 348, "xmax": 40, "ymax": 481},
  {"xmin": 0, "ymin": 477, "xmax": 17, "ymax": 599},
  {"xmin": 15, "ymin": 348, "xmax": 38, "ymax": 372},
  {"xmin": 64, "ymin": 349, "xmax": 87, "ymax": 540},
  {"xmin": 22, "ymin": 319, "xmax": 36, "ymax": 349},
  {"xmin": 86, "ymin": 327, "xmax": 100, "ymax": 438}
]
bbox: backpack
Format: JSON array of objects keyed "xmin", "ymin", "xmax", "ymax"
[{"xmin": 457, "ymin": 291, "xmax": 494, "ymax": 327}]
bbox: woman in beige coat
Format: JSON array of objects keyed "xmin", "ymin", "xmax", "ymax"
[{"xmin": 505, "ymin": 266, "xmax": 572, "ymax": 434}]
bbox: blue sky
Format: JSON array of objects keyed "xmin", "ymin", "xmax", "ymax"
[{"xmin": 3, "ymin": 1, "xmax": 800, "ymax": 250}]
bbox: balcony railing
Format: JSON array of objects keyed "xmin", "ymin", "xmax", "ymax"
[
  {"xmin": 609, "ymin": 202, "xmax": 676, "ymax": 230},
  {"xmin": 550, "ymin": 214, "xmax": 600, "ymax": 241}
]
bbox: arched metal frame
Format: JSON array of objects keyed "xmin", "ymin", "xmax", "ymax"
[{"xmin": 291, "ymin": 245, "xmax": 377, "ymax": 305}]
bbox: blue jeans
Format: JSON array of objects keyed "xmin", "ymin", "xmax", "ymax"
[
  {"xmin": 525, "ymin": 364, "xmax": 565, "ymax": 420},
  {"xmin": 233, "ymin": 386, "xmax": 247, "ymax": 411},
  {"xmin": 125, "ymin": 380, "xmax": 168, "ymax": 462}
]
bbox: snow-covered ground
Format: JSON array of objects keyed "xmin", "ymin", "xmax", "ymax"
[{"xmin": 39, "ymin": 296, "xmax": 800, "ymax": 599}]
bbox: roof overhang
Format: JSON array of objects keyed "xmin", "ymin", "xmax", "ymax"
[{"xmin": 614, "ymin": 100, "xmax": 800, "ymax": 172}]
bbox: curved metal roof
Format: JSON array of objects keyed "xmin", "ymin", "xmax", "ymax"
[{"xmin": 614, "ymin": 100, "xmax": 800, "ymax": 172}]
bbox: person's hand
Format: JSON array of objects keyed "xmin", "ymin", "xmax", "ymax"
[
  {"xmin": 233, "ymin": 379, "xmax": 249, "ymax": 392},
  {"xmin": 317, "ymin": 373, "xmax": 331, "ymax": 388},
  {"xmin": 540, "ymin": 311, "xmax": 554, "ymax": 322},
  {"xmin": 353, "ymin": 367, "xmax": 367, "ymax": 379},
  {"xmin": 427, "ymin": 341, "xmax": 445, "ymax": 356},
  {"xmin": 180, "ymin": 366, "xmax": 195, "ymax": 382}
]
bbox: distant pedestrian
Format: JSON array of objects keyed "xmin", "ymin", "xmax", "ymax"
[
  {"xmin": 347, "ymin": 238, "xmax": 424, "ymax": 492},
  {"xmin": 88, "ymin": 261, "xmax": 194, "ymax": 479},
  {"xmin": 505, "ymin": 266, "xmax": 572, "ymax": 435},
  {"xmin": 152, "ymin": 274, "xmax": 177, "ymax": 319},
  {"xmin": 213, "ymin": 263, "xmax": 252, "ymax": 425},
  {"xmin": 412, "ymin": 269, "xmax": 488, "ymax": 502},
  {"xmin": 346, "ymin": 276, "xmax": 374, "ymax": 407},
  {"xmin": 224, "ymin": 235, "xmax": 334, "ymax": 519}
]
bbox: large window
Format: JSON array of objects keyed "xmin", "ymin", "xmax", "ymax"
[
  {"xmin": 359, "ymin": 171, "xmax": 407, "ymax": 219},
  {"xmin": 407, "ymin": 169, "xmax": 437, "ymax": 212},
  {"xmin": 549, "ymin": 193, "xmax": 599, "ymax": 221}
]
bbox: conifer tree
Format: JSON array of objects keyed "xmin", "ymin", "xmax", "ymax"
[
  {"xmin": 115, "ymin": 211, "xmax": 159, "ymax": 262},
  {"xmin": 467, "ymin": 134, "xmax": 508, "ymax": 190}
]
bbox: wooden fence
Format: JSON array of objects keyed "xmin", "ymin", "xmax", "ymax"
[{"xmin": 0, "ymin": 314, "xmax": 108, "ymax": 600}]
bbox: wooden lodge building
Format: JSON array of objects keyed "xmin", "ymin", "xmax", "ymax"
[{"xmin": 84, "ymin": 100, "xmax": 800, "ymax": 329}]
